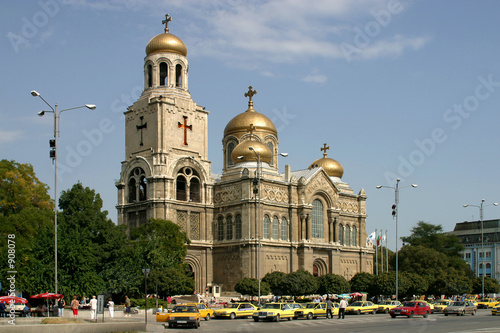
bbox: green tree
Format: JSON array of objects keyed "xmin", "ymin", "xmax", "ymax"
[
  {"xmin": 372, "ymin": 272, "xmax": 410, "ymax": 297},
  {"xmin": 280, "ymin": 269, "xmax": 318, "ymax": 296},
  {"xmin": 472, "ymin": 277, "xmax": 500, "ymax": 294},
  {"xmin": 349, "ymin": 272, "xmax": 375, "ymax": 294},
  {"xmin": 262, "ymin": 271, "xmax": 286, "ymax": 295},
  {"xmin": 234, "ymin": 278, "xmax": 270, "ymax": 296},
  {"xmin": 316, "ymin": 274, "xmax": 350, "ymax": 294}
]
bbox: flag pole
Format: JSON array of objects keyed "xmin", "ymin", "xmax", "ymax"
[{"xmin": 375, "ymin": 228, "xmax": 378, "ymax": 275}]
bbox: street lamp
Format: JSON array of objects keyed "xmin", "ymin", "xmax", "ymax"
[
  {"xmin": 376, "ymin": 178, "xmax": 417, "ymax": 301},
  {"xmin": 31, "ymin": 90, "xmax": 96, "ymax": 295},
  {"xmin": 463, "ymin": 199, "xmax": 498, "ymax": 298},
  {"xmin": 142, "ymin": 268, "xmax": 150, "ymax": 324},
  {"xmin": 238, "ymin": 147, "xmax": 287, "ymax": 305}
]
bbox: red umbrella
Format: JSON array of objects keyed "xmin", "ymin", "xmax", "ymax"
[
  {"xmin": 0, "ymin": 296, "xmax": 28, "ymax": 304},
  {"xmin": 350, "ymin": 292, "xmax": 363, "ymax": 297},
  {"xmin": 31, "ymin": 293, "xmax": 63, "ymax": 300}
]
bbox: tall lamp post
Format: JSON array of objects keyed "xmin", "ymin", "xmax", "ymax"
[
  {"xmin": 463, "ymin": 199, "xmax": 498, "ymax": 298},
  {"xmin": 376, "ymin": 178, "xmax": 417, "ymax": 301},
  {"xmin": 240, "ymin": 147, "xmax": 287, "ymax": 305},
  {"xmin": 31, "ymin": 90, "xmax": 96, "ymax": 295}
]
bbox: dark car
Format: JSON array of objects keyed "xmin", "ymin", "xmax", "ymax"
[{"xmin": 389, "ymin": 301, "xmax": 431, "ymax": 318}]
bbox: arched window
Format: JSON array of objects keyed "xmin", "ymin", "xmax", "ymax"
[
  {"xmin": 264, "ymin": 215, "xmax": 270, "ymax": 239},
  {"xmin": 272, "ymin": 216, "xmax": 279, "ymax": 240},
  {"xmin": 312, "ymin": 199, "xmax": 324, "ymax": 239},
  {"xmin": 159, "ymin": 62, "xmax": 168, "ymax": 86},
  {"xmin": 235, "ymin": 215, "xmax": 242, "ymax": 239},
  {"xmin": 345, "ymin": 226, "xmax": 351, "ymax": 246},
  {"xmin": 479, "ymin": 263, "xmax": 483, "ymax": 269},
  {"xmin": 176, "ymin": 64, "xmax": 182, "ymax": 87},
  {"xmin": 217, "ymin": 217, "xmax": 224, "ymax": 241},
  {"xmin": 267, "ymin": 142, "xmax": 274, "ymax": 166},
  {"xmin": 338, "ymin": 224, "xmax": 344, "ymax": 245},
  {"xmin": 281, "ymin": 217, "xmax": 288, "ymax": 241},
  {"xmin": 227, "ymin": 142, "xmax": 235, "ymax": 167},
  {"xmin": 352, "ymin": 226, "xmax": 358, "ymax": 246},
  {"xmin": 190, "ymin": 178, "xmax": 200, "ymax": 202},
  {"xmin": 486, "ymin": 263, "xmax": 491, "ymax": 269},
  {"xmin": 226, "ymin": 216, "xmax": 233, "ymax": 240},
  {"xmin": 128, "ymin": 167, "xmax": 146, "ymax": 203},
  {"xmin": 147, "ymin": 64, "xmax": 153, "ymax": 88},
  {"xmin": 176, "ymin": 175, "xmax": 187, "ymax": 201}
]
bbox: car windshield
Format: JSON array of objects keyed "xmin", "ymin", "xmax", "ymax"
[
  {"xmin": 350, "ymin": 302, "xmax": 363, "ymax": 306},
  {"xmin": 304, "ymin": 304, "xmax": 316, "ymax": 309},
  {"xmin": 172, "ymin": 306, "xmax": 196, "ymax": 312},
  {"xmin": 261, "ymin": 303, "xmax": 281, "ymax": 309},
  {"xmin": 452, "ymin": 302, "xmax": 465, "ymax": 306},
  {"xmin": 402, "ymin": 302, "xmax": 416, "ymax": 307}
]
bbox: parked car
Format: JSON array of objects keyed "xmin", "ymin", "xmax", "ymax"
[
  {"xmin": 443, "ymin": 301, "xmax": 477, "ymax": 316},
  {"xmin": 185, "ymin": 303, "xmax": 213, "ymax": 321},
  {"xmin": 213, "ymin": 302, "xmax": 257, "ymax": 319},
  {"xmin": 345, "ymin": 301, "xmax": 378, "ymax": 315},
  {"xmin": 252, "ymin": 302, "xmax": 297, "ymax": 322},
  {"xmin": 477, "ymin": 298, "xmax": 499, "ymax": 309},
  {"xmin": 432, "ymin": 299, "xmax": 453, "ymax": 313},
  {"xmin": 491, "ymin": 304, "xmax": 500, "ymax": 315},
  {"xmin": 377, "ymin": 300, "xmax": 401, "ymax": 313},
  {"xmin": 167, "ymin": 304, "xmax": 201, "ymax": 329},
  {"xmin": 294, "ymin": 302, "xmax": 338, "ymax": 319},
  {"xmin": 389, "ymin": 301, "xmax": 431, "ymax": 318}
]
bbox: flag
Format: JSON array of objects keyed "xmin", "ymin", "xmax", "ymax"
[
  {"xmin": 382, "ymin": 233, "xmax": 387, "ymax": 242},
  {"xmin": 367, "ymin": 231, "xmax": 376, "ymax": 244},
  {"xmin": 377, "ymin": 232, "xmax": 381, "ymax": 247}
]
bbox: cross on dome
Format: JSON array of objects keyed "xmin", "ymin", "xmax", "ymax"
[
  {"xmin": 321, "ymin": 143, "xmax": 330, "ymax": 157},
  {"xmin": 162, "ymin": 13, "xmax": 172, "ymax": 33},
  {"xmin": 244, "ymin": 86, "xmax": 257, "ymax": 110}
]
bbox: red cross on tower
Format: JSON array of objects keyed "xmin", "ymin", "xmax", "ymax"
[{"xmin": 178, "ymin": 116, "xmax": 192, "ymax": 146}]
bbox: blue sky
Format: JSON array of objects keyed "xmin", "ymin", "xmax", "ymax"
[{"xmin": 1, "ymin": 0, "xmax": 499, "ymax": 251}]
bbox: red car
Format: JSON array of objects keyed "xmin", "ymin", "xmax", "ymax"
[{"xmin": 389, "ymin": 301, "xmax": 431, "ymax": 318}]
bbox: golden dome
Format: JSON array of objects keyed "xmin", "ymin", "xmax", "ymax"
[
  {"xmin": 145, "ymin": 14, "xmax": 187, "ymax": 56},
  {"xmin": 231, "ymin": 140, "xmax": 272, "ymax": 164},
  {"xmin": 224, "ymin": 86, "xmax": 277, "ymax": 137},
  {"xmin": 309, "ymin": 144, "xmax": 344, "ymax": 178},
  {"xmin": 146, "ymin": 32, "xmax": 187, "ymax": 56}
]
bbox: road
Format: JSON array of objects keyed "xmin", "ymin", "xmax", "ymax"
[{"xmin": 145, "ymin": 309, "xmax": 500, "ymax": 333}]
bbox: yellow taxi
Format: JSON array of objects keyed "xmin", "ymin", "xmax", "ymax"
[
  {"xmin": 345, "ymin": 301, "xmax": 378, "ymax": 315},
  {"xmin": 213, "ymin": 302, "xmax": 257, "ymax": 319},
  {"xmin": 167, "ymin": 304, "xmax": 202, "ymax": 329},
  {"xmin": 477, "ymin": 298, "xmax": 499, "ymax": 309},
  {"xmin": 294, "ymin": 302, "xmax": 339, "ymax": 319},
  {"xmin": 377, "ymin": 300, "xmax": 401, "ymax": 313},
  {"xmin": 185, "ymin": 303, "xmax": 214, "ymax": 320},
  {"xmin": 491, "ymin": 304, "xmax": 500, "ymax": 315},
  {"xmin": 252, "ymin": 302, "xmax": 298, "ymax": 321},
  {"xmin": 156, "ymin": 309, "xmax": 171, "ymax": 322},
  {"xmin": 432, "ymin": 299, "xmax": 453, "ymax": 313}
]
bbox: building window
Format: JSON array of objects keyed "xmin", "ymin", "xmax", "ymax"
[
  {"xmin": 465, "ymin": 253, "xmax": 471, "ymax": 259},
  {"xmin": 352, "ymin": 226, "xmax": 357, "ymax": 246},
  {"xmin": 217, "ymin": 216, "xmax": 224, "ymax": 241},
  {"xmin": 227, "ymin": 142, "xmax": 235, "ymax": 167},
  {"xmin": 176, "ymin": 64, "xmax": 182, "ymax": 87},
  {"xmin": 190, "ymin": 178, "xmax": 200, "ymax": 202},
  {"xmin": 338, "ymin": 224, "xmax": 344, "ymax": 245},
  {"xmin": 267, "ymin": 142, "xmax": 274, "ymax": 166},
  {"xmin": 176, "ymin": 167, "xmax": 201, "ymax": 202},
  {"xmin": 345, "ymin": 226, "xmax": 351, "ymax": 246},
  {"xmin": 176, "ymin": 175, "xmax": 187, "ymax": 201},
  {"xmin": 226, "ymin": 215, "xmax": 233, "ymax": 240},
  {"xmin": 235, "ymin": 214, "xmax": 242, "ymax": 239},
  {"xmin": 264, "ymin": 215, "xmax": 270, "ymax": 239},
  {"xmin": 128, "ymin": 167, "xmax": 147, "ymax": 203},
  {"xmin": 189, "ymin": 212, "xmax": 200, "ymax": 240},
  {"xmin": 159, "ymin": 62, "xmax": 168, "ymax": 86},
  {"xmin": 312, "ymin": 199, "xmax": 324, "ymax": 239},
  {"xmin": 479, "ymin": 252, "xmax": 484, "ymax": 258},
  {"xmin": 147, "ymin": 64, "xmax": 153, "ymax": 88},
  {"xmin": 272, "ymin": 216, "xmax": 279, "ymax": 240},
  {"xmin": 486, "ymin": 251, "xmax": 491, "ymax": 258},
  {"xmin": 281, "ymin": 217, "xmax": 288, "ymax": 241}
]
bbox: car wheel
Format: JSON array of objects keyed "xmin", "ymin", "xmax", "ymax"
[
  {"xmin": 357, "ymin": 310, "xmax": 361, "ymax": 315},
  {"xmin": 391, "ymin": 314, "xmax": 396, "ymax": 318},
  {"xmin": 372, "ymin": 309, "xmax": 376, "ymax": 315},
  {"xmin": 254, "ymin": 318, "xmax": 259, "ymax": 322},
  {"xmin": 424, "ymin": 311, "xmax": 429, "ymax": 318},
  {"xmin": 408, "ymin": 311, "xmax": 414, "ymax": 318},
  {"xmin": 168, "ymin": 323, "xmax": 173, "ymax": 328},
  {"xmin": 275, "ymin": 314, "xmax": 280, "ymax": 322},
  {"xmin": 230, "ymin": 312, "xmax": 236, "ymax": 320},
  {"xmin": 444, "ymin": 313, "xmax": 448, "ymax": 316},
  {"xmin": 472, "ymin": 310, "xmax": 475, "ymax": 316},
  {"xmin": 307, "ymin": 312, "xmax": 313, "ymax": 320},
  {"xmin": 288, "ymin": 317, "xmax": 292, "ymax": 321},
  {"xmin": 205, "ymin": 314, "xmax": 211, "ymax": 321}
]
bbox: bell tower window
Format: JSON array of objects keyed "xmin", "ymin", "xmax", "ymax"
[
  {"xmin": 176, "ymin": 167, "xmax": 202, "ymax": 202},
  {"xmin": 160, "ymin": 62, "xmax": 168, "ymax": 86},
  {"xmin": 190, "ymin": 178, "xmax": 200, "ymax": 202},
  {"xmin": 176, "ymin": 64, "xmax": 182, "ymax": 87},
  {"xmin": 176, "ymin": 175, "xmax": 187, "ymax": 201},
  {"xmin": 147, "ymin": 64, "xmax": 153, "ymax": 88},
  {"xmin": 128, "ymin": 167, "xmax": 147, "ymax": 203},
  {"xmin": 227, "ymin": 141, "xmax": 235, "ymax": 167}
]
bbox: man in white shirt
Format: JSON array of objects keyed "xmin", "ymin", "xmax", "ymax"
[
  {"xmin": 338, "ymin": 298, "xmax": 348, "ymax": 319},
  {"xmin": 89, "ymin": 296, "xmax": 98, "ymax": 319}
]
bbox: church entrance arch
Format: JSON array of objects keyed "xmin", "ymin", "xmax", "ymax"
[{"xmin": 313, "ymin": 258, "xmax": 328, "ymax": 277}]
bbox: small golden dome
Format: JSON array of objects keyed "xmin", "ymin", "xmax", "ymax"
[
  {"xmin": 224, "ymin": 86, "xmax": 277, "ymax": 137},
  {"xmin": 146, "ymin": 32, "xmax": 187, "ymax": 56},
  {"xmin": 309, "ymin": 144, "xmax": 344, "ymax": 178},
  {"xmin": 145, "ymin": 14, "xmax": 187, "ymax": 56},
  {"xmin": 231, "ymin": 140, "xmax": 272, "ymax": 164}
]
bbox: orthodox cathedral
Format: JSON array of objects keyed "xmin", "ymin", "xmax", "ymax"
[{"xmin": 116, "ymin": 15, "xmax": 374, "ymax": 295}]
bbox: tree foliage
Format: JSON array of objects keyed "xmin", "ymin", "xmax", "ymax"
[
  {"xmin": 262, "ymin": 271, "xmax": 286, "ymax": 295},
  {"xmin": 349, "ymin": 272, "xmax": 376, "ymax": 294},
  {"xmin": 472, "ymin": 277, "xmax": 500, "ymax": 294},
  {"xmin": 316, "ymin": 274, "xmax": 350, "ymax": 294},
  {"xmin": 280, "ymin": 269, "xmax": 318, "ymax": 296},
  {"xmin": 234, "ymin": 278, "xmax": 270, "ymax": 296}
]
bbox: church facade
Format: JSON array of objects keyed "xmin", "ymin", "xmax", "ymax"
[{"xmin": 116, "ymin": 15, "xmax": 374, "ymax": 295}]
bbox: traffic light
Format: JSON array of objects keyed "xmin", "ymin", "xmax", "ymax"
[
  {"xmin": 392, "ymin": 204, "xmax": 397, "ymax": 217},
  {"xmin": 49, "ymin": 139, "xmax": 56, "ymax": 159}
]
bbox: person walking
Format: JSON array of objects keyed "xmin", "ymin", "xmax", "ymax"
[
  {"xmin": 57, "ymin": 296, "xmax": 65, "ymax": 317},
  {"xmin": 338, "ymin": 298, "xmax": 348, "ymax": 319},
  {"xmin": 124, "ymin": 296, "xmax": 131, "ymax": 317},
  {"xmin": 107, "ymin": 298, "xmax": 115, "ymax": 319},
  {"xmin": 326, "ymin": 297, "xmax": 333, "ymax": 319},
  {"xmin": 70, "ymin": 296, "xmax": 79, "ymax": 318},
  {"xmin": 89, "ymin": 296, "xmax": 97, "ymax": 320}
]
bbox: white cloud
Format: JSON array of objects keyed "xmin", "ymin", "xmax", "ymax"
[{"xmin": 0, "ymin": 130, "xmax": 23, "ymax": 144}]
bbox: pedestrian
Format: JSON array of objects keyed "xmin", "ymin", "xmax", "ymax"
[
  {"xmin": 326, "ymin": 297, "xmax": 333, "ymax": 319},
  {"xmin": 0, "ymin": 302, "xmax": 6, "ymax": 318},
  {"xmin": 89, "ymin": 296, "xmax": 97, "ymax": 319},
  {"xmin": 107, "ymin": 298, "xmax": 115, "ymax": 319},
  {"xmin": 71, "ymin": 296, "xmax": 79, "ymax": 318},
  {"xmin": 124, "ymin": 296, "xmax": 131, "ymax": 317},
  {"xmin": 57, "ymin": 296, "xmax": 65, "ymax": 317},
  {"xmin": 338, "ymin": 298, "xmax": 348, "ymax": 319}
]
